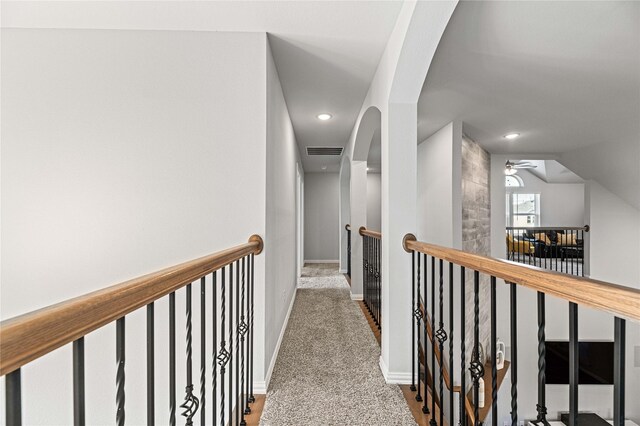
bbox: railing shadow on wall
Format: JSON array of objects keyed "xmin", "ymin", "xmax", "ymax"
[
  {"xmin": 1, "ymin": 235, "xmax": 264, "ymax": 426},
  {"xmin": 360, "ymin": 227, "xmax": 382, "ymax": 332},
  {"xmin": 506, "ymin": 226, "xmax": 589, "ymax": 277},
  {"xmin": 403, "ymin": 233, "xmax": 639, "ymax": 426}
]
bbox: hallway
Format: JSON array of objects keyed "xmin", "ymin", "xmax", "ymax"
[{"xmin": 259, "ymin": 264, "xmax": 415, "ymax": 425}]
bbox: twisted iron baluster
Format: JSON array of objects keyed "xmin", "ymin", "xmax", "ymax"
[
  {"xmin": 436, "ymin": 259, "xmax": 448, "ymax": 426},
  {"xmin": 239, "ymin": 258, "xmax": 248, "ymax": 425},
  {"xmin": 415, "ymin": 250, "xmax": 423, "ymax": 402},
  {"xmin": 181, "ymin": 284, "xmax": 199, "ymax": 426},
  {"xmin": 470, "ymin": 271, "xmax": 484, "ymax": 426},
  {"xmin": 212, "ymin": 271, "xmax": 218, "ymax": 426},
  {"xmin": 249, "ymin": 254, "xmax": 256, "ymax": 403},
  {"xmin": 116, "ymin": 318, "xmax": 125, "ymax": 426},
  {"xmin": 169, "ymin": 293, "xmax": 176, "ymax": 426},
  {"xmin": 200, "ymin": 277, "xmax": 206, "ymax": 426},
  {"xmin": 449, "ymin": 262, "xmax": 454, "ymax": 426},
  {"xmin": 534, "ymin": 292, "xmax": 549, "ymax": 426},
  {"xmin": 411, "ymin": 251, "xmax": 417, "ymax": 393},
  {"xmin": 218, "ymin": 268, "xmax": 228, "ymax": 426},
  {"xmin": 429, "ymin": 255, "xmax": 436, "ymax": 426}
]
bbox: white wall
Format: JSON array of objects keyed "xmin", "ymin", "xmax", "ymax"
[
  {"xmin": 304, "ymin": 172, "xmax": 340, "ymax": 262},
  {"xmin": 508, "ymin": 169, "xmax": 585, "ymax": 227},
  {"xmin": 264, "ymin": 39, "xmax": 303, "ymax": 386},
  {"xmin": 366, "ymin": 173, "xmax": 382, "ymax": 231},
  {"xmin": 0, "ymin": 28, "xmax": 300, "ymax": 424},
  {"xmin": 417, "ymin": 122, "xmax": 462, "ymax": 247}
]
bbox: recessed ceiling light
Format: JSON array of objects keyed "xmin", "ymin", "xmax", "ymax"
[
  {"xmin": 366, "ymin": 167, "xmax": 370, "ymax": 171},
  {"xmin": 504, "ymin": 133, "xmax": 520, "ymax": 140},
  {"xmin": 317, "ymin": 113, "xmax": 332, "ymax": 121}
]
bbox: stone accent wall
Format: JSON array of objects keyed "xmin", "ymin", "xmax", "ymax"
[{"xmin": 461, "ymin": 136, "xmax": 491, "ymax": 379}]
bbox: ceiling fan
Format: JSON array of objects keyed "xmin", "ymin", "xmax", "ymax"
[{"xmin": 504, "ymin": 160, "xmax": 537, "ymax": 175}]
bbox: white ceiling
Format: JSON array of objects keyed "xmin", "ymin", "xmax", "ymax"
[
  {"xmin": 2, "ymin": 1, "xmax": 403, "ymax": 173},
  {"xmin": 514, "ymin": 160, "xmax": 583, "ymax": 184},
  {"xmin": 418, "ymin": 1, "xmax": 640, "ymax": 155}
]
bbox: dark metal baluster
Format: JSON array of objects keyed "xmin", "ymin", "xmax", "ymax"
[
  {"xmin": 181, "ymin": 283, "xmax": 199, "ymax": 426},
  {"xmin": 614, "ymin": 317, "xmax": 626, "ymax": 426},
  {"xmin": 243, "ymin": 257, "xmax": 251, "ymax": 418},
  {"xmin": 534, "ymin": 292, "xmax": 548, "ymax": 425},
  {"xmin": 235, "ymin": 260, "xmax": 241, "ymax": 426},
  {"xmin": 169, "ymin": 292, "xmax": 176, "ymax": 426},
  {"xmin": 229, "ymin": 264, "xmax": 234, "ymax": 426},
  {"xmin": 212, "ymin": 271, "xmax": 217, "ymax": 426},
  {"xmin": 569, "ymin": 302, "xmax": 578, "ymax": 426},
  {"xmin": 5, "ymin": 369, "xmax": 22, "ymax": 426},
  {"xmin": 491, "ymin": 277, "xmax": 497, "ymax": 426},
  {"xmin": 460, "ymin": 267, "xmax": 466, "ymax": 426},
  {"xmin": 218, "ymin": 268, "xmax": 228, "ymax": 426},
  {"xmin": 449, "ymin": 262, "xmax": 454, "ymax": 426},
  {"xmin": 470, "ymin": 271, "xmax": 483, "ymax": 426},
  {"xmin": 411, "ymin": 251, "xmax": 417, "ymax": 393},
  {"xmin": 200, "ymin": 277, "xmax": 206, "ymax": 426},
  {"xmin": 423, "ymin": 253, "xmax": 429, "ymax": 415},
  {"xmin": 116, "ymin": 317, "xmax": 125, "ymax": 426},
  {"xmin": 249, "ymin": 253, "xmax": 255, "ymax": 403},
  {"xmin": 437, "ymin": 259, "xmax": 447, "ymax": 426},
  {"xmin": 146, "ymin": 304, "xmax": 155, "ymax": 426},
  {"xmin": 240, "ymin": 257, "xmax": 248, "ymax": 425},
  {"xmin": 430, "ymin": 255, "xmax": 436, "ymax": 425},
  {"xmin": 363, "ymin": 235, "xmax": 368, "ymax": 311},
  {"xmin": 510, "ymin": 283, "xmax": 518, "ymax": 426},
  {"xmin": 73, "ymin": 338, "xmax": 85, "ymax": 426},
  {"xmin": 415, "ymin": 251, "xmax": 423, "ymax": 402},
  {"xmin": 245, "ymin": 257, "xmax": 252, "ymax": 410}
]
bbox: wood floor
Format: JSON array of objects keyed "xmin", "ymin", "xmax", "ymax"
[{"xmin": 244, "ymin": 394, "xmax": 266, "ymax": 426}]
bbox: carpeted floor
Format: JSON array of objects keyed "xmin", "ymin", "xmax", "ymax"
[
  {"xmin": 260, "ymin": 266, "xmax": 415, "ymax": 425},
  {"xmin": 301, "ymin": 262, "xmax": 341, "ymax": 277}
]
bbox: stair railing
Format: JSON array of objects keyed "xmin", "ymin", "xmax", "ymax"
[
  {"xmin": 506, "ymin": 226, "xmax": 589, "ymax": 276},
  {"xmin": 346, "ymin": 224, "xmax": 352, "ymax": 279},
  {"xmin": 1, "ymin": 235, "xmax": 264, "ymax": 426},
  {"xmin": 360, "ymin": 227, "xmax": 382, "ymax": 331},
  {"xmin": 403, "ymin": 233, "xmax": 639, "ymax": 426}
]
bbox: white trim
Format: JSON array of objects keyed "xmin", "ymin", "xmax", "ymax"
[
  {"xmin": 379, "ymin": 356, "xmax": 413, "ymax": 384},
  {"xmin": 304, "ymin": 259, "xmax": 340, "ymax": 264},
  {"xmin": 350, "ymin": 293, "xmax": 363, "ymax": 301},
  {"xmin": 254, "ymin": 288, "xmax": 297, "ymax": 394},
  {"xmin": 339, "ymin": 268, "xmax": 347, "ymax": 273}
]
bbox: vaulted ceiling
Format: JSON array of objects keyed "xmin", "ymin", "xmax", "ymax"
[{"xmin": 418, "ymin": 1, "xmax": 640, "ymax": 155}]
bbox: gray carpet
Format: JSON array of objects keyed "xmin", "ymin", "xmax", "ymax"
[
  {"xmin": 260, "ymin": 274, "xmax": 415, "ymax": 425},
  {"xmin": 301, "ymin": 262, "xmax": 340, "ymax": 277}
]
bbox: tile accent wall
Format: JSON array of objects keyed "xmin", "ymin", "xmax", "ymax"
[{"xmin": 461, "ymin": 136, "xmax": 492, "ymax": 379}]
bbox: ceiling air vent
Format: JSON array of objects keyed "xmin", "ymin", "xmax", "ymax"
[{"xmin": 306, "ymin": 146, "xmax": 343, "ymax": 156}]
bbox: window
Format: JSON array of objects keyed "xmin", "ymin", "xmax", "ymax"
[
  {"xmin": 506, "ymin": 193, "xmax": 540, "ymax": 227},
  {"xmin": 505, "ymin": 175, "xmax": 523, "ymax": 187}
]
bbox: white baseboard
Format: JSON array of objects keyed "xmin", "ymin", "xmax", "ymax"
[
  {"xmin": 339, "ymin": 268, "xmax": 347, "ymax": 273},
  {"xmin": 350, "ymin": 293, "xmax": 363, "ymax": 301},
  {"xmin": 379, "ymin": 356, "xmax": 412, "ymax": 384},
  {"xmin": 304, "ymin": 259, "xmax": 339, "ymax": 264},
  {"xmin": 254, "ymin": 288, "xmax": 297, "ymax": 394}
]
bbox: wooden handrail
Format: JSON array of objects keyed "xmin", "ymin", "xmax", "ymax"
[
  {"xmin": 359, "ymin": 226, "xmax": 382, "ymax": 239},
  {"xmin": 403, "ymin": 236, "xmax": 640, "ymax": 322},
  {"xmin": 506, "ymin": 225, "xmax": 589, "ymax": 232},
  {"xmin": 0, "ymin": 235, "xmax": 264, "ymax": 376}
]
